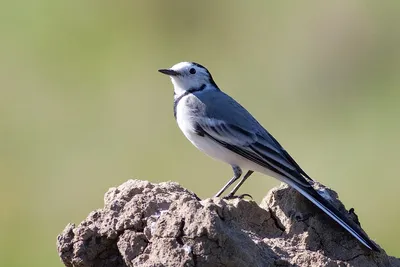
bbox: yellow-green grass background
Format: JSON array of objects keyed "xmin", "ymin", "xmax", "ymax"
[{"xmin": 1, "ymin": 1, "xmax": 399, "ymax": 266}]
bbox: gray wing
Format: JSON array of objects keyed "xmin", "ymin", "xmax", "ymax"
[{"xmin": 195, "ymin": 91, "xmax": 312, "ymax": 186}]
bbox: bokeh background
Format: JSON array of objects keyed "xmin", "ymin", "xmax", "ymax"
[{"xmin": 1, "ymin": 1, "xmax": 399, "ymax": 266}]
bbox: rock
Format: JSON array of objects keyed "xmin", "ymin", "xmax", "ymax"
[{"xmin": 57, "ymin": 179, "xmax": 399, "ymax": 267}]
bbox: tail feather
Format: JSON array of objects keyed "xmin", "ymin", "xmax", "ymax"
[{"xmin": 281, "ymin": 177, "xmax": 380, "ymax": 252}]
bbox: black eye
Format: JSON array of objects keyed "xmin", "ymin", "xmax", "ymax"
[{"xmin": 189, "ymin": 68, "xmax": 196, "ymax": 74}]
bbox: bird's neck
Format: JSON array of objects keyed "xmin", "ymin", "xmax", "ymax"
[
  {"xmin": 173, "ymin": 85, "xmax": 187, "ymax": 100},
  {"xmin": 173, "ymin": 83, "xmax": 207, "ymax": 100}
]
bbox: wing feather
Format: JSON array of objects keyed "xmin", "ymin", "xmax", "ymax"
[{"xmin": 196, "ymin": 119, "xmax": 311, "ymax": 187}]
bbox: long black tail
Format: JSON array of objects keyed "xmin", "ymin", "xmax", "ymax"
[{"xmin": 283, "ymin": 178, "xmax": 380, "ymax": 252}]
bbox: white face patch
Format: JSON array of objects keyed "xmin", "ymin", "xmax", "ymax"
[{"xmin": 168, "ymin": 62, "xmax": 213, "ymax": 97}]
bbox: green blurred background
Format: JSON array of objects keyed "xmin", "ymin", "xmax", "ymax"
[{"xmin": 1, "ymin": 1, "xmax": 399, "ymax": 266}]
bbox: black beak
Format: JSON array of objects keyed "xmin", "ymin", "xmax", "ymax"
[{"xmin": 158, "ymin": 68, "xmax": 180, "ymax": 76}]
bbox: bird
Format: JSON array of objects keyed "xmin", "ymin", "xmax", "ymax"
[{"xmin": 158, "ymin": 61, "xmax": 379, "ymax": 252}]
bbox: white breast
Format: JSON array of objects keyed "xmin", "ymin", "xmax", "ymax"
[{"xmin": 176, "ymin": 95, "xmax": 197, "ymax": 139}]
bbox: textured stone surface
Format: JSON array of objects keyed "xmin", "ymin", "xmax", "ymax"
[{"xmin": 57, "ymin": 179, "xmax": 399, "ymax": 267}]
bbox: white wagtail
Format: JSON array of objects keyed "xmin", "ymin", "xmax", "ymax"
[{"xmin": 158, "ymin": 61, "xmax": 379, "ymax": 251}]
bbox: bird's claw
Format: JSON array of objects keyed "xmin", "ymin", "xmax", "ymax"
[{"xmin": 223, "ymin": 193, "xmax": 253, "ymax": 200}]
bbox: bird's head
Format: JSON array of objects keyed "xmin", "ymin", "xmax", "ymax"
[{"xmin": 158, "ymin": 62, "xmax": 217, "ymax": 96}]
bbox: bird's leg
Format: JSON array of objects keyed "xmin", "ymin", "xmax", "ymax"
[
  {"xmin": 225, "ymin": 170, "xmax": 254, "ymax": 198},
  {"xmin": 214, "ymin": 166, "xmax": 242, "ymax": 197}
]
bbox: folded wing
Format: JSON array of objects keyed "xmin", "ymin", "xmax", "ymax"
[{"xmin": 196, "ymin": 118, "xmax": 312, "ymax": 187}]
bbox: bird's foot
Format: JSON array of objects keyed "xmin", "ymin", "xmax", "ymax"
[{"xmin": 223, "ymin": 193, "xmax": 253, "ymax": 200}]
